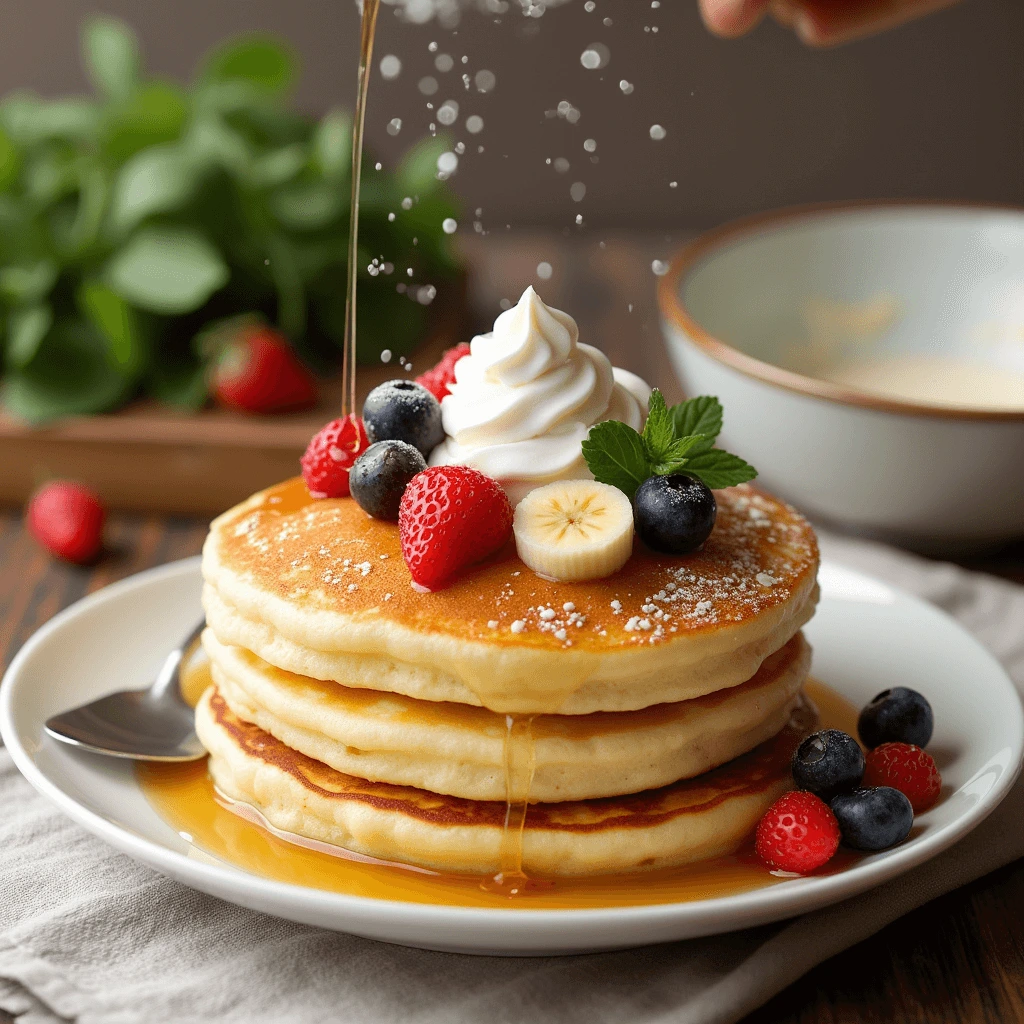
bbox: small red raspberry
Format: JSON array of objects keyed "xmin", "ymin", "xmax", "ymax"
[
  {"xmin": 300, "ymin": 414, "xmax": 370, "ymax": 499},
  {"xmin": 415, "ymin": 343, "xmax": 471, "ymax": 402},
  {"xmin": 398, "ymin": 465, "xmax": 513, "ymax": 591},
  {"xmin": 26, "ymin": 481, "xmax": 105, "ymax": 564},
  {"xmin": 755, "ymin": 790, "xmax": 840, "ymax": 874},
  {"xmin": 863, "ymin": 742, "xmax": 942, "ymax": 813}
]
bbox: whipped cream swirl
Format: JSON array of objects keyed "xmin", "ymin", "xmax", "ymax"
[{"xmin": 429, "ymin": 287, "xmax": 650, "ymax": 503}]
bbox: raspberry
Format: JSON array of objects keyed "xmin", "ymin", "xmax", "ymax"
[
  {"xmin": 399, "ymin": 465, "xmax": 513, "ymax": 591},
  {"xmin": 415, "ymin": 343, "xmax": 471, "ymax": 402},
  {"xmin": 300, "ymin": 415, "xmax": 370, "ymax": 498},
  {"xmin": 755, "ymin": 790, "xmax": 840, "ymax": 874},
  {"xmin": 212, "ymin": 323, "xmax": 318, "ymax": 414},
  {"xmin": 26, "ymin": 481, "xmax": 105, "ymax": 564},
  {"xmin": 863, "ymin": 742, "xmax": 942, "ymax": 813}
]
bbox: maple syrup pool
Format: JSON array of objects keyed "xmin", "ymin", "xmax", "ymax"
[{"xmin": 140, "ymin": 670, "xmax": 862, "ymax": 910}]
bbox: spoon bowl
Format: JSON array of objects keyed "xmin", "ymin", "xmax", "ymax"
[{"xmin": 44, "ymin": 621, "xmax": 206, "ymax": 761}]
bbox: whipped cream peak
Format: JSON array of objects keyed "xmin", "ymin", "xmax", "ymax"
[
  {"xmin": 476, "ymin": 285, "xmax": 578, "ymax": 387},
  {"xmin": 430, "ymin": 287, "xmax": 651, "ymax": 504}
]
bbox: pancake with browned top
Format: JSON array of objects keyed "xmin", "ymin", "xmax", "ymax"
[{"xmin": 202, "ymin": 477, "xmax": 819, "ymax": 714}]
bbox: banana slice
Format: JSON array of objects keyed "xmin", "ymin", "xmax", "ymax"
[{"xmin": 514, "ymin": 480, "xmax": 634, "ymax": 582}]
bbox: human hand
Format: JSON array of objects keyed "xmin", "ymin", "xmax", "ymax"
[{"xmin": 698, "ymin": 0, "xmax": 961, "ymax": 46}]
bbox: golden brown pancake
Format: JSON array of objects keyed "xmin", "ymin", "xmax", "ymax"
[
  {"xmin": 206, "ymin": 628, "xmax": 810, "ymax": 802},
  {"xmin": 197, "ymin": 686, "xmax": 816, "ymax": 877},
  {"xmin": 202, "ymin": 478, "xmax": 819, "ymax": 714}
]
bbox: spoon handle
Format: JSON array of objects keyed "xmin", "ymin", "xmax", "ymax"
[{"xmin": 150, "ymin": 620, "xmax": 206, "ymax": 703}]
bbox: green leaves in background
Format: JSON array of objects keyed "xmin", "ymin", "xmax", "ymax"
[
  {"xmin": 105, "ymin": 226, "xmax": 229, "ymax": 314},
  {"xmin": 84, "ymin": 16, "xmax": 140, "ymax": 103},
  {"xmin": 204, "ymin": 34, "xmax": 296, "ymax": 94},
  {"xmin": 0, "ymin": 16, "xmax": 459, "ymax": 422}
]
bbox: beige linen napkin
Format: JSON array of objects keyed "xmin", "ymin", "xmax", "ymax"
[{"xmin": 2, "ymin": 532, "xmax": 1023, "ymax": 1024}]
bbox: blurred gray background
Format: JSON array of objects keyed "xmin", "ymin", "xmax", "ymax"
[{"xmin": 1, "ymin": 0, "xmax": 1021, "ymax": 230}]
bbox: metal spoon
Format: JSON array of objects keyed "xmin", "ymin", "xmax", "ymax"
[{"xmin": 45, "ymin": 621, "xmax": 207, "ymax": 761}]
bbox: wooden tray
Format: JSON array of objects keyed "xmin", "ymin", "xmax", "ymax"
[{"xmin": 0, "ymin": 294, "xmax": 467, "ymax": 516}]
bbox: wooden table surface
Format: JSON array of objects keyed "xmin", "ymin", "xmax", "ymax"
[{"xmin": 1, "ymin": 235, "xmax": 1023, "ymax": 1024}]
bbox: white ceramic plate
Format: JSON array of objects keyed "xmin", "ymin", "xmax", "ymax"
[{"xmin": 2, "ymin": 557, "xmax": 1021, "ymax": 956}]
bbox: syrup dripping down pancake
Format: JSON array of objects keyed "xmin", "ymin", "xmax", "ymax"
[
  {"xmin": 196, "ymin": 686, "xmax": 817, "ymax": 877},
  {"xmin": 202, "ymin": 478, "xmax": 819, "ymax": 714}
]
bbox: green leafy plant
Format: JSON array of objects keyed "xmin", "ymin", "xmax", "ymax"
[
  {"xmin": 581, "ymin": 392, "xmax": 758, "ymax": 498},
  {"xmin": 0, "ymin": 16, "xmax": 460, "ymax": 422}
]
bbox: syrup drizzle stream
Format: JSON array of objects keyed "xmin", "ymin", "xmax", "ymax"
[
  {"xmin": 484, "ymin": 714, "xmax": 537, "ymax": 896},
  {"xmin": 337, "ymin": 2, "xmax": 536, "ymax": 891},
  {"xmin": 341, "ymin": 0, "xmax": 381, "ymax": 420}
]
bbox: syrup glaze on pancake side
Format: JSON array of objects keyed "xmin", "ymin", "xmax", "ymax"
[
  {"xmin": 142, "ymin": 678, "xmax": 857, "ymax": 904},
  {"xmin": 204, "ymin": 629, "xmax": 810, "ymax": 802}
]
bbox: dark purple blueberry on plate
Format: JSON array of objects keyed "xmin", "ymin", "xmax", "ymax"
[
  {"xmin": 830, "ymin": 787, "xmax": 914, "ymax": 852},
  {"xmin": 633, "ymin": 474, "xmax": 716, "ymax": 555},
  {"xmin": 349, "ymin": 440, "xmax": 426, "ymax": 521},
  {"xmin": 362, "ymin": 379, "xmax": 445, "ymax": 458},
  {"xmin": 858, "ymin": 687, "xmax": 934, "ymax": 749},
  {"xmin": 791, "ymin": 728, "xmax": 865, "ymax": 799}
]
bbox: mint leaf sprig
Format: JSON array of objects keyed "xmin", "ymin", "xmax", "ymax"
[{"xmin": 581, "ymin": 392, "xmax": 757, "ymax": 499}]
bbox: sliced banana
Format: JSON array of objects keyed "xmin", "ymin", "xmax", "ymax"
[{"xmin": 514, "ymin": 480, "xmax": 634, "ymax": 582}]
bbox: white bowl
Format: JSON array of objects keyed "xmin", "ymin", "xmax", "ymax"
[{"xmin": 659, "ymin": 203, "xmax": 1024, "ymax": 548}]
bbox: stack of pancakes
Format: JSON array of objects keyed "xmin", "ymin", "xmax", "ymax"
[{"xmin": 198, "ymin": 477, "xmax": 820, "ymax": 878}]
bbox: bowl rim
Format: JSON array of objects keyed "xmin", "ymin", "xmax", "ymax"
[{"xmin": 658, "ymin": 199, "xmax": 1024, "ymax": 423}]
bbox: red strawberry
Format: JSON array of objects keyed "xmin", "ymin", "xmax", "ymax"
[
  {"xmin": 755, "ymin": 790, "xmax": 840, "ymax": 874},
  {"xmin": 415, "ymin": 343, "xmax": 471, "ymax": 402},
  {"xmin": 212, "ymin": 323, "xmax": 318, "ymax": 414},
  {"xmin": 26, "ymin": 481, "xmax": 105, "ymax": 564},
  {"xmin": 398, "ymin": 465, "xmax": 513, "ymax": 591},
  {"xmin": 301, "ymin": 415, "xmax": 370, "ymax": 499},
  {"xmin": 863, "ymin": 742, "xmax": 942, "ymax": 813}
]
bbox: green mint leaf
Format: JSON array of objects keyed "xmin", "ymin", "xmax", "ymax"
[
  {"xmin": 656, "ymin": 434, "xmax": 706, "ymax": 467},
  {"xmin": 682, "ymin": 449, "xmax": 758, "ymax": 489},
  {"xmin": 641, "ymin": 388, "xmax": 675, "ymax": 462},
  {"xmin": 582, "ymin": 420, "xmax": 650, "ymax": 499},
  {"xmin": 670, "ymin": 395, "xmax": 723, "ymax": 443}
]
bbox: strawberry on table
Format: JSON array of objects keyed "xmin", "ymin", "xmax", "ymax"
[
  {"xmin": 301, "ymin": 415, "xmax": 371, "ymax": 499},
  {"xmin": 398, "ymin": 465, "xmax": 513, "ymax": 591},
  {"xmin": 755, "ymin": 790, "xmax": 840, "ymax": 874},
  {"xmin": 212, "ymin": 322, "xmax": 318, "ymax": 414},
  {"xmin": 863, "ymin": 742, "xmax": 942, "ymax": 813},
  {"xmin": 26, "ymin": 481, "xmax": 105, "ymax": 564},
  {"xmin": 415, "ymin": 343, "xmax": 471, "ymax": 402}
]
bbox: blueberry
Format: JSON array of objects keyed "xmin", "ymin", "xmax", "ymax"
[
  {"xmin": 791, "ymin": 729, "xmax": 865, "ymax": 799},
  {"xmin": 858, "ymin": 687, "xmax": 933, "ymax": 749},
  {"xmin": 349, "ymin": 441, "xmax": 426, "ymax": 520},
  {"xmin": 830, "ymin": 787, "xmax": 914, "ymax": 851},
  {"xmin": 633, "ymin": 474, "xmax": 716, "ymax": 555},
  {"xmin": 362, "ymin": 380, "xmax": 445, "ymax": 458}
]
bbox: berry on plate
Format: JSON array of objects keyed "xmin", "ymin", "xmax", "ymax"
[
  {"xmin": 26, "ymin": 481, "xmax": 105, "ymax": 564},
  {"xmin": 513, "ymin": 480, "xmax": 634, "ymax": 582},
  {"xmin": 415, "ymin": 343, "xmax": 471, "ymax": 402},
  {"xmin": 858, "ymin": 687, "xmax": 934, "ymax": 749},
  {"xmin": 300, "ymin": 414, "xmax": 370, "ymax": 499},
  {"xmin": 755, "ymin": 790, "xmax": 840, "ymax": 874},
  {"xmin": 212, "ymin": 322, "xmax": 318, "ymax": 414},
  {"xmin": 791, "ymin": 729, "xmax": 865, "ymax": 800},
  {"xmin": 632, "ymin": 474, "xmax": 716, "ymax": 555},
  {"xmin": 399, "ymin": 466, "xmax": 513, "ymax": 591},
  {"xmin": 830, "ymin": 787, "xmax": 914, "ymax": 851},
  {"xmin": 362, "ymin": 379, "xmax": 445, "ymax": 458},
  {"xmin": 863, "ymin": 742, "xmax": 942, "ymax": 813},
  {"xmin": 349, "ymin": 441, "xmax": 427, "ymax": 521}
]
